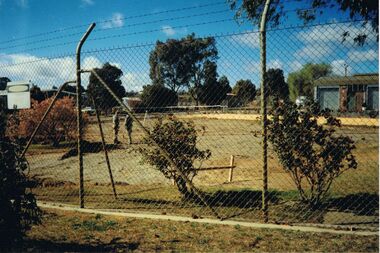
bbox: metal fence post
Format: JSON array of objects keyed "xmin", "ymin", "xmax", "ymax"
[
  {"xmin": 76, "ymin": 23, "xmax": 96, "ymax": 208},
  {"xmin": 90, "ymin": 95, "xmax": 118, "ymax": 199},
  {"xmin": 260, "ymin": 0, "xmax": 271, "ymax": 223}
]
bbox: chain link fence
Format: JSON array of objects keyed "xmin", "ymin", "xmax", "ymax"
[{"xmin": 0, "ymin": 20, "xmax": 378, "ymax": 229}]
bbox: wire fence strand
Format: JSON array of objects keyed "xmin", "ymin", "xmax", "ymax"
[{"xmin": 0, "ymin": 19, "xmax": 378, "ymax": 230}]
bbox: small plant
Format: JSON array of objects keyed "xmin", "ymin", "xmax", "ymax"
[
  {"xmin": 139, "ymin": 119, "xmax": 210, "ymax": 200},
  {"xmin": 268, "ymin": 100, "xmax": 357, "ymax": 207},
  {"xmin": 71, "ymin": 218, "xmax": 118, "ymax": 232}
]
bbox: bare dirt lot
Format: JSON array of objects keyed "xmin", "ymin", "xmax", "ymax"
[{"xmin": 27, "ymin": 114, "xmax": 379, "ymax": 226}]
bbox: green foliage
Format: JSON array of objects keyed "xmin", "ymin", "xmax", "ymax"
[
  {"xmin": 139, "ymin": 119, "xmax": 210, "ymax": 199},
  {"xmin": 88, "ymin": 63, "xmax": 126, "ymax": 112},
  {"xmin": 231, "ymin": 79, "xmax": 256, "ymax": 106},
  {"xmin": 287, "ymin": 63, "xmax": 331, "ymax": 101},
  {"xmin": 71, "ymin": 218, "xmax": 118, "ymax": 232},
  {"xmin": 266, "ymin": 68, "xmax": 289, "ymax": 102},
  {"xmin": 268, "ymin": 100, "xmax": 357, "ymax": 207},
  {"xmin": 0, "ymin": 108, "xmax": 40, "ymax": 247},
  {"xmin": 140, "ymin": 84, "xmax": 178, "ymax": 111},
  {"xmin": 228, "ymin": 0, "xmax": 378, "ymax": 45},
  {"xmin": 197, "ymin": 62, "xmax": 232, "ymax": 105},
  {"xmin": 149, "ymin": 33, "xmax": 218, "ymax": 105}
]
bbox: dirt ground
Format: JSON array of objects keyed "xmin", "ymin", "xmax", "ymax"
[
  {"xmin": 27, "ymin": 115, "xmax": 379, "ymax": 192},
  {"xmin": 26, "ymin": 115, "xmax": 379, "ymax": 226}
]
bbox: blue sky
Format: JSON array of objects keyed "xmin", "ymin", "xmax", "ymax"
[{"xmin": 0, "ymin": 0, "xmax": 378, "ymax": 91}]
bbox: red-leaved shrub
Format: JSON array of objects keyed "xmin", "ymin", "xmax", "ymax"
[{"xmin": 7, "ymin": 97, "xmax": 88, "ymax": 146}]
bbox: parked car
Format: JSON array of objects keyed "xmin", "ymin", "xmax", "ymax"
[{"xmin": 81, "ymin": 106, "xmax": 95, "ymax": 115}]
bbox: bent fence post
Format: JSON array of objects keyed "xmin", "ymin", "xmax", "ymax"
[
  {"xmin": 76, "ymin": 23, "xmax": 96, "ymax": 208},
  {"xmin": 82, "ymin": 68, "xmax": 222, "ymax": 220}
]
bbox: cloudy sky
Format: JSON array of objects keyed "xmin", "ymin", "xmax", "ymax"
[{"xmin": 0, "ymin": 0, "xmax": 378, "ymax": 91}]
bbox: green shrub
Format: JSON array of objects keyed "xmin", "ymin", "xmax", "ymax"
[
  {"xmin": 268, "ymin": 100, "xmax": 357, "ymax": 207},
  {"xmin": 139, "ymin": 119, "xmax": 210, "ymax": 200},
  {"xmin": 0, "ymin": 108, "xmax": 40, "ymax": 247}
]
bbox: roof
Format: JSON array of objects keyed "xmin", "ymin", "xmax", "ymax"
[{"xmin": 315, "ymin": 73, "xmax": 379, "ymax": 86}]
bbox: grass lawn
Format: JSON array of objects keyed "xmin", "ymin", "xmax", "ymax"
[{"xmin": 18, "ymin": 208, "xmax": 378, "ymax": 252}]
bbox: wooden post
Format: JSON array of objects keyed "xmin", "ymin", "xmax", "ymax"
[
  {"xmin": 143, "ymin": 110, "xmax": 148, "ymax": 126},
  {"xmin": 228, "ymin": 155, "xmax": 235, "ymax": 182}
]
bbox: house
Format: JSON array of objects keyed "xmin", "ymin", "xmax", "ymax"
[
  {"xmin": 122, "ymin": 97, "xmax": 142, "ymax": 110},
  {"xmin": 314, "ymin": 73, "xmax": 379, "ymax": 112}
]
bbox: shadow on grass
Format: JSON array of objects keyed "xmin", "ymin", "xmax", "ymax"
[
  {"xmin": 326, "ymin": 193, "xmax": 379, "ymax": 216},
  {"xmin": 60, "ymin": 141, "xmax": 120, "ymax": 160},
  {"xmin": 205, "ymin": 190, "xmax": 280, "ymax": 208},
  {"xmin": 18, "ymin": 238, "xmax": 139, "ymax": 252}
]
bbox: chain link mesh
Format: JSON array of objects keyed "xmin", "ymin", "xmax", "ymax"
[{"xmin": 0, "ymin": 20, "xmax": 378, "ymax": 230}]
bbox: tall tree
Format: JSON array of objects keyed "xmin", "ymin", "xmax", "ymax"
[
  {"xmin": 197, "ymin": 61, "xmax": 232, "ymax": 105},
  {"xmin": 87, "ymin": 63, "xmax": 125, "ymax": 112},
  {"xmin": 266, "ymin": 68, "xmax": 289, "ymax": 101},
  {"xmin": 140, "ymin": 84, "xmax": 178, "ymax": 111},
  {"xmin": 232, "ymin": 79, "xmax": 256, "ymax": 106},
  {"xmin": 229, "ymin": 0, "xmax": 378, "ymax": 45},
  {"xmin": 149, "ymin": 33, "xmax": 218, "ymax": 105},
  {"xmin": 287, "ymin": 63, "xmax": 331, "ymax": 101}
]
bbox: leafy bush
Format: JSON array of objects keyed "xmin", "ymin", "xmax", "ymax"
[
  {"xmin": 139, "ymin": 119, "xmax": 210, "ymax": 200},
  {"xmin": 0, "ymin": 109, "xmax": 40, "ymax": 248},
  {"xmin": 268, "ymin": 100, "xmax": 357, "ymax": 207},
  {"xmin": 7, "ymin": 96, "xmax": 87, "ymax": 146}
]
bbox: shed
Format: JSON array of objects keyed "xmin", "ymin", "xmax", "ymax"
[{"xmin": 314, "ymin": 73, "xmax": 379, "ymax": 112}]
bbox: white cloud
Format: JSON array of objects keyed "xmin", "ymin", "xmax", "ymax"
[
  {"xmin": 294, "ymin": 44, "xmax": 333, "ymax": 60},
  {"xmin": 297, "ymin": 22, "xmax": 377, "ymax": 46},
  {"xmin": 0, "ymin": 53, "xmax": 105, "ymax": 88},
  {"xmin": 230, "ymin": 32, "xmax": 260, "ymax": 48},
  {"xmin": 244, "ymin": 61, "xmax": 260, "ymax": 73},
  {"xmin": 102, "ymin": 13, "xmax": 124, "ymax": 29},
  {"xmin": 162, "ymin": 25, "xmax": 176, "ymax": 36},
  {"xmin": 331, "ymin": 59, "xmax": 352, "ymax": 76},
  {"xmin": 244, "ymin": 59, "xmax": 282, "ymax": 74},
  {"xmin": 268, "ymin": 59, "xmax": 283, "ymax": 70},
  {"xmin": 16, "ymin": 0, "xmax": 28, "ymax": 8},
  {"xmin": 81, "ymin": 0, "xmax": 94, "ymax": 6},
  {"xmin": 160, "ymin": 25, "xmax": 188, "ymax": 37},
  {"xmin": 348, "ymin": 49, "xmax": 378, "ymax": 62},
  {"xmin": 0, "ymin": 53, "xmax": 148, "ymax": 91},
  {"xmin": 289, "ymin": 61, "xmax": 303, "ymax": 72}
]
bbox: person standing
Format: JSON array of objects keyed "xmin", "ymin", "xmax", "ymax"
[
  {"xmin": 124, "ymin": 114, "xmax": 133, "ymax": 144},
  {"xmin": 112, "ymin": 109, "xmax": 120, "ymax": 144}
]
